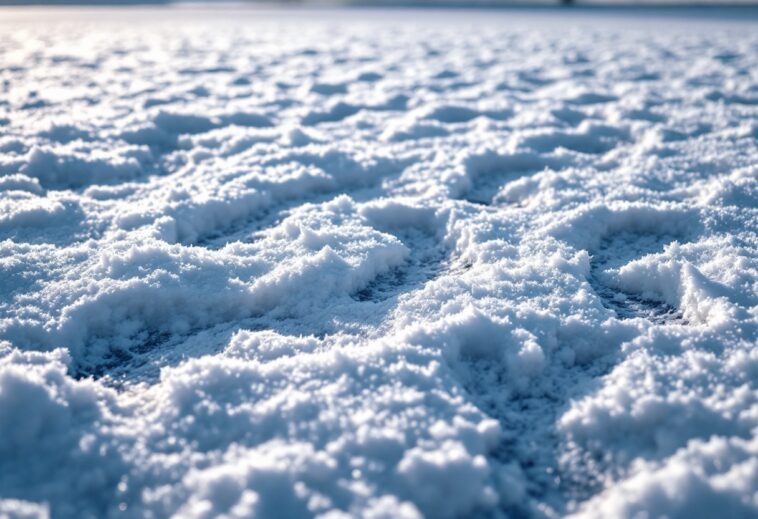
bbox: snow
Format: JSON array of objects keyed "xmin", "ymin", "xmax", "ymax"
[{"xmin": 0, "ymin": 5, "xmax": 757, "ymax": 519}]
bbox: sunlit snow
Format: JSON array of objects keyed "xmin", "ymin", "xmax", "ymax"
[{"xmin": 1, "ymin": 6, "xmax": 757, "ymax": 519}]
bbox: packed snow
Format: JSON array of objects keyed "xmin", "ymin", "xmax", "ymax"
[{"xmin": 0, "ymin": 6, "xmax": 757, "ymax": 519}]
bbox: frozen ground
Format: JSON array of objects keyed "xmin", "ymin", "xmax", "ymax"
[{"xmin": 1, "ymin": 6, "xmax": 757, "ymax": 518}]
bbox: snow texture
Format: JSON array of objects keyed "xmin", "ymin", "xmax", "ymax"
[{"xmin": 0, "ymin": 6, "xmax": 757, "ymax": 519}]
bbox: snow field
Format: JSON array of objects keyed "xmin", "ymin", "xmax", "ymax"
[{"xmin": 0, "ymin": 7, "xmax": 757, "ymax": 519}]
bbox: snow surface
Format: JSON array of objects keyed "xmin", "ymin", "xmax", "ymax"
[{"xmin": 0, "ymin": 6, "xmax": 757, "ymax": 519}]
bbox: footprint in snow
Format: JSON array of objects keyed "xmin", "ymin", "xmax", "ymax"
[
  {"xmin": 352, "ymin": 225, "xmax": 448, "ymax": 303},
  {"xmin": 459, "ymin": 151, "xmax": 565, "ymax": 206},
  {"xmin": 588, "ymin": 231, "xmax": 687, "ymax": 324}
]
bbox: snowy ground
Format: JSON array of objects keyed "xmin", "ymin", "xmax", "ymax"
[{"xmin": 1, "ymin": 6, "xmax": 757, "ymax": 518}]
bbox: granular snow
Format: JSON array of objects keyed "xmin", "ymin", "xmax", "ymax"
[{"xmin": 0, "ymin": 6, "xmax": 756, "ymax": 519}]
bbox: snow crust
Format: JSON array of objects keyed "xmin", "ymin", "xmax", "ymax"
[{"xmin": 0, "ymin": 7, "xmax": 757, "ymax": 519}]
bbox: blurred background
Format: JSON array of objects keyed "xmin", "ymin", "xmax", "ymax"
[{"xmin": 1, "ymin": 0, "xmax": 758, "ymax": 6}]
